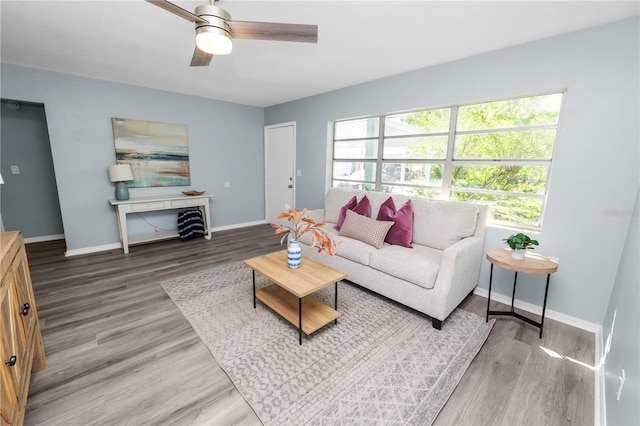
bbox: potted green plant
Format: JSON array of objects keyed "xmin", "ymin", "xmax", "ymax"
[{"xmin": 503, "ymin": 232, "xmax": 539, "ymax": 260}]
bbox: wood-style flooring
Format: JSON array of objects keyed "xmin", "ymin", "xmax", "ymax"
[{"xmin": 22, "ymin": 225, "xmax": 594, "ymax": 425}]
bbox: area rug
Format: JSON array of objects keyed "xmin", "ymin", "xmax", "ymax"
[{"xmin": 160, "ymin": 260, "xmax": 494, "ymax": 425}]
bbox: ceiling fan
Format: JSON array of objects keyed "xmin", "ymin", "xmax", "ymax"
[{"xmin": 145, "ymin": 0, "xmax": 318, "ymax": 67}]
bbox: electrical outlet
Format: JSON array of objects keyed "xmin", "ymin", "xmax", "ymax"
[
  {"xmin": 296, "ymin": 169, "xmax": 302, "ymax": 177},
  {"xmin": 10, "ymin": 165, "xmax": 20, "ymax": 175},
  {"xmin": 224, "ymin": 181, "xmax": 231, "ymax": 188},
  {"xmin": 617, "ymin": 369, "xmax": 626, "ymax": 401}
]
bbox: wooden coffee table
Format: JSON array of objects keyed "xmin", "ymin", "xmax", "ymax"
[{"xmin": 243, "ymin": 250, "xmax": 348, "ymax": 345}]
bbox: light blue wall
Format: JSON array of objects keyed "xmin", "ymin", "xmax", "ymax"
[
  {"xmin": 1, "ymin": 19, "xmax": 637, "ymax": 324},
  {"xmin": 1, "ymin": 101, "xmax": 64, "ymax": 238},
  {"xmin": 0, "ymin": 64, "xmax": 265, "ymax": 251},
  {"xmin": 265, "ymin": 18, "xmax": 640, "ymax": 324},
  {"xmin": 602, "ymin": 187, "xmax": 639, "ymax": 426}
]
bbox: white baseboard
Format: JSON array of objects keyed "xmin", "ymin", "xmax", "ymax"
[
  {"xmin": 211, "ymin": 220, "xmax": 266, "ymax": 232},
  {"xmin": 64, "ymin": 220, "xmax": 268, "ymax": 257},
  {"xmin": 473, "ymin": 287, "xmax": 600, "ymax": 333},
  {"xmin": 594, "ymin": 325, "xmax": 606, "ymax": 425},
  {"xmin": 65, "ymin": 243, "xmax": 121, "ymax": 257},
  {"xmin": 23, "ymin": 234, "xmax": 65, "ymax": 244}
]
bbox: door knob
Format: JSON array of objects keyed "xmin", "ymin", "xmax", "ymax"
[{"xmin": 288, "ymin": 185, "xmax": 293, "ymax": 188}]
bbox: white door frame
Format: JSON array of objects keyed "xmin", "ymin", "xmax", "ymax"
[{"xmin": 264, "ymin": 121, "xmax": 296, "ymax": 222}]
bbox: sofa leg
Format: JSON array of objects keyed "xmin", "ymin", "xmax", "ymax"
[{"xmin": 432, "ymin": 318, "xmax": 443, "ymax": 330}]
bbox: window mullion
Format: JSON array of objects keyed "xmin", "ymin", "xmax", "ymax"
[
  {"xmin": 453, "ymin": 187, "xmax": 546, "ymax": 198},
  {"xmin": 441, "ymin": 106, "xmax": 458, "ymax": 199},
  {"xmin": 376, "ymin": 115, "xmax": 385, "ymax": 191},
  {"xmin": 384, "ymin": 131, "xmax": 449, "ymax": 140},
  {"xmin": 455, "ymin": 123, "xmax": 558, "ymax": 135},
  {"xmin": 452, "ymin": 159, "xmax": 552, "ymax": 165}
]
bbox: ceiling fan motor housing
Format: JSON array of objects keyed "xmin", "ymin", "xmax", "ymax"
[{"xmin": 194, "ymin": 4, "xmax": 233, "ymax": 55}]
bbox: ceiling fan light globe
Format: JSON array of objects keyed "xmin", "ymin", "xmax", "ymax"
[{"xmin": 196, "ymin": 29, "xmax": 233, "ymax": 55}]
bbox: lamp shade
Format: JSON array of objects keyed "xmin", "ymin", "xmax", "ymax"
[
  {"xmin": 0, "ymin": 173, "xmax": 4, "ymax": 185},
  {"xmin": 108, "ymin": 164, "xmax": 133, "ymax": 183}
]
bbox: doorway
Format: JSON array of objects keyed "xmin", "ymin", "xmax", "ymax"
[
  {"xmin": 0, "ymin": 99, "xmax": 64, "ymax": 241},
  {"xmin": 264, "ymin": 122, "xmax": 296, "ymax": 224}
]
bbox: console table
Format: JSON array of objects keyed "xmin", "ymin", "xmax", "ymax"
[
  {"xmin": 109, "ymin": 194, "xmax": 212, "ymax": 254},
  {"xmin": 485, "ymin": 248, "xmax": 558, "ymax": 338}
]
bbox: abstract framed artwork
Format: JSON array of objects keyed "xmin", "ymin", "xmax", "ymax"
[{"xmin": 111, "ymin": 117, "xmax": 191, "ymax": 187}]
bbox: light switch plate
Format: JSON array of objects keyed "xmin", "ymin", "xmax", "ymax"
[{"xmin": 10, "ymin": 165, "xmax": 20, "ymax": 175}]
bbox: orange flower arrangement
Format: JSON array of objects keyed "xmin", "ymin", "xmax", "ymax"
[{"xmin": 269, "ymin": 207, "xmax": 338, "ymax": 256}]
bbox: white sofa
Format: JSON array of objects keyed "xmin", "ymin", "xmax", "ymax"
[{"xmin": 299, "ymin": 187, "xmax": 488, "ymax": 329}]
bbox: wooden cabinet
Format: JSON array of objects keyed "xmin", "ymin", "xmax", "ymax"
[{"xmin": 1, "ymin": 232, "xmax": 46, "ymax": 426}]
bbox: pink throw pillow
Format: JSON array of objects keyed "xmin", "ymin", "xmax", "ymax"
[
  {"xmin": 334, "ymin": 195, "xmax": 371, "ymax": 231},
  {"xmin": 377, "ymin": 198, "xmax": 414, "ymax": 248},
  {"xmin": 353, "ymin": 195, "xmax": 371, "ymax": 217},
  {"xmin": 339, "ymin": 210, "xmax": 394, "ymax": 249},
  {"xmin": 334, "ymin": 196, "xmax": 357, "ymax": 231}
]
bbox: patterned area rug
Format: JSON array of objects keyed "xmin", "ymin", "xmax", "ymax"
[{"xmin": 160, "ymin": 260, "xmax": 494, "ymax": 425}]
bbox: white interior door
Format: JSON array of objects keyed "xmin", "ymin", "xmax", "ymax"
[{"xmin": 265, "ymin": 122, "xmax": 295, "ymax": 224}]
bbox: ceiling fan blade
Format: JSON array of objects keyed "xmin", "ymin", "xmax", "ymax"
[
  {"xmin": 190, "ymin": 46, "xmax": 214, "ymax": 67},
  {"xmin": 228, "ymin": 21, "xmax": 318, "ymax": 43},
  {"xmin": 145, "ymin": 0, "xmax": 208, "ymax": 24}
]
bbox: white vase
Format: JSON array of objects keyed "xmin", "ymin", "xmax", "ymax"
[
  {"xmin": 511, "ymin": 249, "xmax": 526, "ymax": 260},
  {"xmin": 287, "ymin": 240, "xmax": 302, "ymax": 269}
]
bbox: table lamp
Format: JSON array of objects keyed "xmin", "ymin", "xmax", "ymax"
[{"xmin": 108, "ymin": 164, "xmax": 134, "ymax": 201}]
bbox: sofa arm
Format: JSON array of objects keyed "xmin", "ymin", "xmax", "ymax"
[{"xmin": 430, "ymin": 236, "xmax": 485, "ymax": 321}]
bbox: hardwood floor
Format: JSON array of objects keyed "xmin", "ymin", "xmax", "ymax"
[
  {"xmin": 436, "ymin": 296, "xmax": 594, "ymax": 425},
  {"xmin": 22, "ymin": 225, "xmax": 594, "ymax": 425}
]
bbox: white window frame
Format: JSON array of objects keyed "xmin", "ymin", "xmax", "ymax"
[{"xmin": 331, "ymin": 92, "xmax": 564, "ymax": 230}]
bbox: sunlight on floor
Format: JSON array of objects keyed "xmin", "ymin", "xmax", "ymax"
[{"xmin": 539, "ymin": 345, "xmax": 597, "ymax": 371}]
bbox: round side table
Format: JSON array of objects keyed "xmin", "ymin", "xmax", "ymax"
[{"xmin": 486, "ymin": 248, "xmax": 558, "ymax": 338}]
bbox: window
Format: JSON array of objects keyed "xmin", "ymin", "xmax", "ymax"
[{"xmin": 331, "ymin": 93, "xmax": 563, "ymax": 229}]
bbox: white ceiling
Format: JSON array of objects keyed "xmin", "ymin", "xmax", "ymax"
[{"xmin": 1, "ymin": 1, "xmax": 638, "ymax": 107}]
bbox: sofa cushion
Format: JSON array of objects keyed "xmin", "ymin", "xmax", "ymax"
[
  {"xmin": 324, "ymin": 188, "xmax": 366, "ymax": 224},
  {"xmin": 412, "ymin": 199, "xmax": 479, "ymax": 250},
  {"xmin": 334, "ymin": 195, "xmax": 371, "ymax": 231},
  {"xmin": 369, "ymin": 244, "xmax": 442, "ymax": 289},
  {"xmin": 377, "ymin": 197, "xmax": 413, "ymax": 248},
  {"xmin": 339, "ymin": 210, "xmax": 394, "ymax": 249},
  {"xmin": 334, "ymin": 235, "xmax": 379, "ymax": 265}
]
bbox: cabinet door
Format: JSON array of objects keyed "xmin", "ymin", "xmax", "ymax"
[
  {"xmin": 12, "ymin": 247, "xmax": 36, "ymax": 341},
  {"xmin": 1, "ymin": 271, "xmax": 24, "ymax": 424},
  {"xmin": 1, "ymin": 358, "xmax": 19, "ymax": 425}
]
